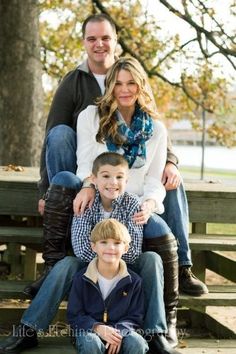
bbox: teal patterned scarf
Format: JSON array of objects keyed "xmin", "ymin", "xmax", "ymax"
[{"xmin": 106, "ymin": 105, "xmax": 153, "ymax": 168}]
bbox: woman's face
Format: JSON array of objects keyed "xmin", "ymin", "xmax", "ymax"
[{"xmin": 113, "ymin": 69, "xmax": 139, "ymax": 109}]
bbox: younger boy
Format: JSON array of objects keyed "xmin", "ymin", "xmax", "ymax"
[{"xmin": 67, "ymin": 219, "xmax": 148, "ymax": 354}]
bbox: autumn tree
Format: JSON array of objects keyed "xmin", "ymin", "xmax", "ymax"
[
  {"xmin": 39, "ymin": 0, "xmax": 236, "ymax": 146},
  {"xmin": 0, "ymin": 0, "xmax": 44, "ymax": 166}
]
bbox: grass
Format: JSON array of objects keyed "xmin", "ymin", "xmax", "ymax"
[
  {"xmin": 180, "ymin": 166, "xmax": 236, "ymax": 182},
  {"xmin": 207, "ymin": 223, "xmax": 236, "ymax": 235}
]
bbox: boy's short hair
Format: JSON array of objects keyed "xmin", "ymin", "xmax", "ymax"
[
  {"xmin": 92, "ymin": 152, "xmax": 129, "ymax": 176},
  {"xmin": 90, "ymin": 219, "xmax": 131, "ymax": 244},
  {"xmin": 82, "ymin": 13, "xmax": 117, "ymax": 38}
]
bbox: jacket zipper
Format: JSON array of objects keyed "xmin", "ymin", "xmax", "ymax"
[{"xmin": 84, "ymin": 275, "xmax": 131, "ymax": 324}]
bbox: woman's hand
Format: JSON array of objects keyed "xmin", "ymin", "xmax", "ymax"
[
  {"xmin": 73, "ymin": 187, "xmax": 95, "ymax": 215},
  {"xmin": 161, "ymin": 162, "xmax": 182, "ymax": 191},
  {"xmin": 133, "ymin": 199, "xmax": 156, "ymax": 225}
]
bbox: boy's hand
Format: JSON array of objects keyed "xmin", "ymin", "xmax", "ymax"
[
  {"xmin": 94, "ymin": 324, "xmax": 122, "ymax": 345},
  {"xmin": 106, "ymin": 342, "xmax": 122, "ymax": 354},
  {"xmin": 161, "ymin": 162, "xmax": 182, "ymax": 190},
  {"xmin": 133, "ymin": 199, "xmax": 156, "ymax": 224},
  {"xmin": 73, "ymin": 188, "xmax": 95, "ymax": 215}
]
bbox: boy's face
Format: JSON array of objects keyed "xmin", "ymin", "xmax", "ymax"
[
  {"xmin": 92, "ymin": 164, "xmax": 128, "ymax": 203},
  {"xmin": 91, "ymin": 238, "xmax": 129, "ymax": 265}
]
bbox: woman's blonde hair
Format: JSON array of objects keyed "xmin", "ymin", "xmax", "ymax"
[
  {"xmin": 90, "ymin": 219, "xmax": 131, "ymax": 245},
  {"xmin": 96, "ymin": 56, "xmax": 158, "ymax": 145}
]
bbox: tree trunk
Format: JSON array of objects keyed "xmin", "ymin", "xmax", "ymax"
[{"xmin": 0, "ymin": 0, "xmax": 44, "ymax": 166}]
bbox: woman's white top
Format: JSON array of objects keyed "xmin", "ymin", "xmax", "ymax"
[{"xmin": 76, "ymin": 105, "xmax": 167, "ymax": 214}]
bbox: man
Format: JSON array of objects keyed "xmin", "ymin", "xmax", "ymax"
[
  {"xmin": 0, "ymin": 14, "xmax": 181, "ymax": 354},
  {"xmin": 35, "ymin": 13, "xmax": 207, "ymax": 297}
]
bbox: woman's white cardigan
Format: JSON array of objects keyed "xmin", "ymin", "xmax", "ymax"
[{"xmin": 76, "ymin": 105, "xmax": 167, "ymax": 214}]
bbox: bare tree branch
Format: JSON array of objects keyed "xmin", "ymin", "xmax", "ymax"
[{"xmin": 159, "ymin": 0, "xmax": 236, "ymax": 64}]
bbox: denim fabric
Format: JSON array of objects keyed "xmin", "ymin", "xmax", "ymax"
[
  {"xmin": 143, "ymin": 213, "xmax": 171, "ymax": 239},
  {"xmin": 76, "ymin": 331, "xmax": 148, "ymax": 354},
  {"xmin": 51, "ymin": 171, "xmax": 82, "ymax": 191},
  {"xmin": 46, "ymin": 125, "xmax": 77, "ymax": 183},
  {"xmin": 21, "ymin": 257, "xmax": 87, "ymax": 331},
  {"xmin": 162, "ymin": 185, "xmax": 192, "ymax": 266},
  {"xmin": 45, "ymin": 124, "xmax": 192, "ymax": 265},
  {"xmin": 129, "ymin": 252, "xmax": 167, "ymax": 334}
]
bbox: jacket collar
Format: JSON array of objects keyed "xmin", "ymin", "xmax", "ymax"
[
  {"xmin": 77, "ymin": 59, "xmax": 91, "ymax": 74},
  {"xmin": 84, "ymin": 257, "xmax": 130, "ymax": 284}
]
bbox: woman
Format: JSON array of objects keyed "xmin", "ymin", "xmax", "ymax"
[{"xmin": 73, "ymin": 57, "xmax": 178, "ymax": 347}]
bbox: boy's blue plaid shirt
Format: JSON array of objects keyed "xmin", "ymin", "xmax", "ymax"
[{"xmin": 71, "ymin": 191, "xmax": 143, "ymax": 264}]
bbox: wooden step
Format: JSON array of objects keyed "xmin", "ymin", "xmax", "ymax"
[
  {"xmin": 179, "ymin": 285, "xmax": 236, "ymax": 308},
  {"xmin": 0, "ymin": 227, "xmax": 43, "ymax": 244},
  {"xmin": 0, "ymin": 336, "xmax": 76, "ymax": 354},
  {"xmin": 1, "ymin": 228, "xmax": 236, "ymax": 252},
  {"xmin": 177, "ymin": 338, "xmax": 236, "ymax": 353},
  {"xmin": 189, "ymin": 233, "xmax": 236, "ymax": 251},
  {"xmin": 0, "ymin": 336, "xmax": 235, "ymax": 354},
  {"xmin": 1, "ymin": 281, "xmax": 235, "ymax": 306}
]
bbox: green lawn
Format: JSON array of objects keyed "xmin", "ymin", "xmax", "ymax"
[
  {"xmin": 180, "ymin": 166, "xmax": 236, "ymax": 182},
  {"xmin": 207, "ymin": 223, "xmax": 236, "ymax": 235}
]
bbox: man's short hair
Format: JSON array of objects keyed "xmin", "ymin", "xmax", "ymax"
[
  {"xmin": 82, "ymin": 13, "xmax": 117, "ymax": 38},
  {"xmin": 92, "ymin": 152, "xmax": 128, "ymax": 176},
  {"xmin": 90, "ymin": 219, "xmax": 131, "ymax": 244}
]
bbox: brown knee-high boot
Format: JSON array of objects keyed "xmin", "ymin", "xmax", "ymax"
[
  {"xmin": 23, "ymin": 184, "xmax": 76, "ymax": 298},
  {"xmin": 144, "ymin": 234, "xmax": 179, "ymax": 347}
]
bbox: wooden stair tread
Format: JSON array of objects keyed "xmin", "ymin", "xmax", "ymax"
[
  {"xmin": 179, "ymin": 285, "xmax": 236, "ymax": 307},
  {"xmin": 1, "ymin": 228, "xmax": 236, "ymax": 252},
  {"xmin": 1, "ymin": 281, "xmax": 235, "ymax": 302},
  {"xmin": 0, "ymin": 227, "xmax": 43, "ymax": 243},
  {"xmin": 0, "ymin": 336, "xmax": 235, "ymax": 353},
  {"xmin": 189, "ymin": 233, "xmax": 236, "ymax": 251}
]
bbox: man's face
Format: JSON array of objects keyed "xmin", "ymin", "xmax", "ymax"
[{"xmin": 83, "ymin": 20, "xmax": 117, "ymax": 69}]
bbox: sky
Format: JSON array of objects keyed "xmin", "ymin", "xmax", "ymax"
[{"xmin": 142, "ymin": 0, "xmax": 235, "ymax": 82}]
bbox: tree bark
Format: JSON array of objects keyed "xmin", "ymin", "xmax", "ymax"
[{"xmin": 0, "ymin": 0, "xmax": 44, "ymax": 166}]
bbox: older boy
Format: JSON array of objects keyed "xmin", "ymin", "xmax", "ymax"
[{"xmin": 67, "ymin": 219, "xmax": 148, "ymax": 354}]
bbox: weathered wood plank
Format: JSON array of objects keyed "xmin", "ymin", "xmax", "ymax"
[
  {"xmin": 0, "ymin": 336, "xmax": 77, "ymax": 354},
  {"xmin": 189, "ymin": 234, "xmax": 236, "ymax": 251},
  {"xmin": 206, "ymin": 251, "xmax": 236, "ymax": 282},
  {"xmin": 179, "ymin": 291, "xmax": 236, "ymax": 308},
  {"xmin": 0, "ymin": 227, "xmax": 43, "ymax": 243},
  {"xmin": 1, "ymin": 168, "xmax": 236, "ymax": 222},
  {"xmin": 0, "ymin": 336, "xmax": 235, "ymax": 354}
]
